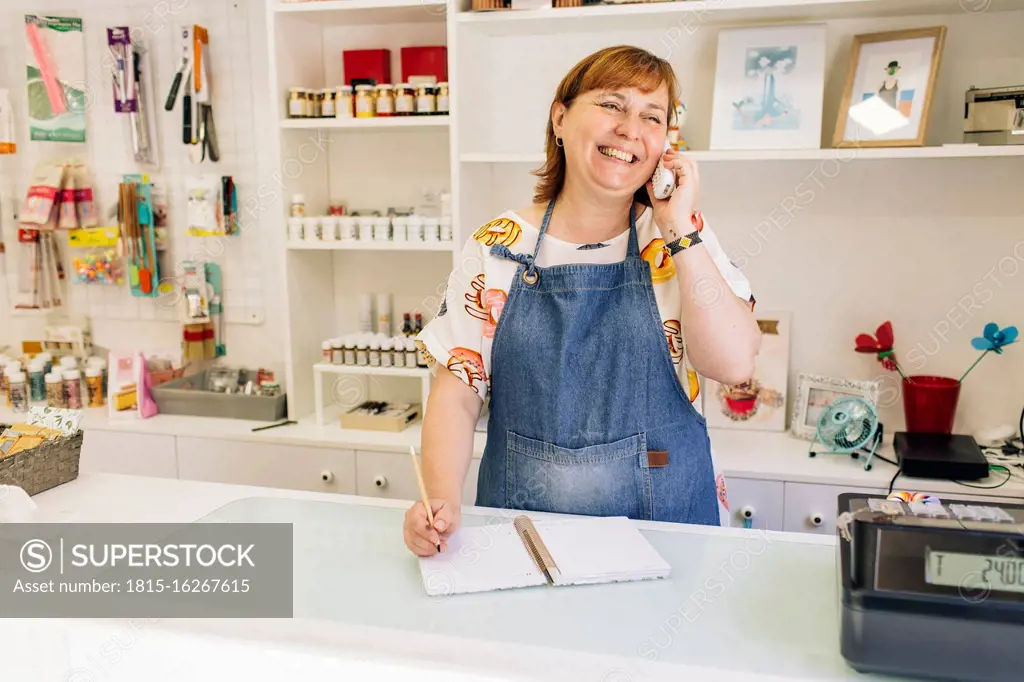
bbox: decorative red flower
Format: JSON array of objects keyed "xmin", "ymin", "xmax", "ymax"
[
  {"xmin": 854, "ymin": 321, "xmax": 903, "ymax": 376},
  {"xmin": 855, "ymin": 321, "xmax": 894, "ymax": 354}
]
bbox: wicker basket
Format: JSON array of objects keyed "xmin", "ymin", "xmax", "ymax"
[{"xmin": 0, "ymin": 426, "xmax": 83, "ymax": 496}]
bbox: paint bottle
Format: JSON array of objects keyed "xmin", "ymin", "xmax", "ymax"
[
  {"xmin": 63, "ymin": 369, "xmax": 83, "ymax": 409},
  {"xmin": 86, "ymin": 366, "xmax": 105, "ymax": 407},
  {"xmin": 28, "ymin": 359, "xmax": 46, "ymax": 402},
  {"xmin": 8, "ymin": 372, "xmax": 28, "ymax": 413},
  {"xmin": 45, "ymin": 373, "xmax": 65, "ymax": 408}
]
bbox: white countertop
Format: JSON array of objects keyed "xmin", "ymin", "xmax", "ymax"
[
  {"xmin": 4, "ymin": 473, "xmax": 890, "ymax": 682},
  {"xmin": 3, "ymin": 405, "xmax": 1022, "ymax": 498}
]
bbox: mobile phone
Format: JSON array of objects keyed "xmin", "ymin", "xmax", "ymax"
[{"xmin": 651, "ymin": 140, "xmax": 675, "ymax": 200}]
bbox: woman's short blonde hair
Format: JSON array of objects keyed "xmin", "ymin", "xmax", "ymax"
[{"xmin": 532, "ymin": 45, "xmax": 679, "ymax": 207}]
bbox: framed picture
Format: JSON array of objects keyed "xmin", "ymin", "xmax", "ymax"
[
  {"xmin": 791, "ymin": 373, "xmax": 880, "ymax": 441},
  {"xmin": 704, "ymin": 311, "xmax": 790, "ymax": 432},
  {"xmin": 709, "ymin": 24, "xmax": 827, "ymax": 150},
  {"xmin": 833, "ymin": 26, "xmax": 947, "ymax": 148}
]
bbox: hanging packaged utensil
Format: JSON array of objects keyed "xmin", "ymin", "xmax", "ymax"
[
  {"xmin": 130, "ymin": 45, "xmax": 158, "ymax": 167},
  {"xmin": 165, "ymin": 26, "xmax": 190, "ymax": 111},
  {"xmin": 107, "ymin": 27, "xmax": 135, "ymax": 113}
]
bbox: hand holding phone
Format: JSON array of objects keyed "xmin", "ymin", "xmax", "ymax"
[{"xmin": 651, "ymin": 140, "xmax": 675, "ymax": 201}]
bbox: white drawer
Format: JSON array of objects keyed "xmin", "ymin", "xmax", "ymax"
[
  {"xmin": 176, "ymin": 437, "xmax": 355, "ymax": 494},
  {"xmin": 723, "ymin": 477, "xmax": 784, "ymax": 531},
  {"xmin": 79, "ymin": 430, "xmax": 177, "ymax": 479},
  {"xmin": 783, "ymin": 482, "xmax": 883, "ymax": 535},
  {"xmin": 355, "ymin": 450, "xmax": 481, "ymax": 505}
]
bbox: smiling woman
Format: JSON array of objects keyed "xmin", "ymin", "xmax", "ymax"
[{"xmin": 403, "ymin": 46, "xmax": 763, "ymax": 558}]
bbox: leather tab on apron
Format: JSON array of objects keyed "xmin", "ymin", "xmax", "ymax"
[{"xmin": 647, "ymin": 450, "xmax": 669, "ymax": 467}]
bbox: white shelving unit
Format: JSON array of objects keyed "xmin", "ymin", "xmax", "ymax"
[
  {"xmin": 285, "ymin": 240, "xmax": 455, "ymax": 252},
  {"xmin": 280, "ymin": 116, "xmax": 451, "ymax": 130},
  {"xmin": 265, "ymin": 0, "xmax": 1024, "ymax": 437},
  {"xmin": 461, "ymin": 145, "xmax": 1024, "ymax": 163}
]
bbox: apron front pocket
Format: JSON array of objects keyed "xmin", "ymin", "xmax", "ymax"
[{"xmin": 505, "ymin": 431, "xmax": 651, "ymax": 520}]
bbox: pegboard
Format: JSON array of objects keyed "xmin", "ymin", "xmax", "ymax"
[{"xmin": 0, "ymin": 0, "xmax": 268, "ymax": 327}]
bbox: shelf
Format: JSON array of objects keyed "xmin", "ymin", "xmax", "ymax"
[
  {"xmin": 314, "ymin": 363, "xmax": 429, "ymax": 378},
  {"xmin": 274, "ymin": 0, "xmax": 448, "ymax": 25},
  {"xmin": 461, "ymin": 145, "xmax": 1024, "ymax": 163},
  {"xmin": 456, "ymin": 0, "xmax": 1024, "ymax": 35},
  {"xmin": 280, "ymin": 116, "xmax": 450, "ymax": 130},
  {"xmin": 286, "ymin": 240, "xmax": 454, "ymax": 252}
]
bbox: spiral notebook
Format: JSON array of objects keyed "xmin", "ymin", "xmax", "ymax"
[{"xmin": 418, "ymin": 515, "xmax": 671, "ymax": 596}]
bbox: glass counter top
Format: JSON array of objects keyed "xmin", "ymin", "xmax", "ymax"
[{"xmin": 198, "ymin": 496, "xmax": 858, "ymax": 680}]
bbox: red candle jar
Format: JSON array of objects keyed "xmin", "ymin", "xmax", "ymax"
[{"xmin": 902, "ymin": 375, "xmax": 961, "ymax": 434}]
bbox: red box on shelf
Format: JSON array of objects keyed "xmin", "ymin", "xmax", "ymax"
[
  {"xmin": 401, "ymin": 46, "xmax": 448, "ymax": 83},
  {"xmin": 342, "ymin": 49, "xmax": 391, "ymax": 86}
]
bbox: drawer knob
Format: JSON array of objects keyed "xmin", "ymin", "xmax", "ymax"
[
  {"xmin": 809, "ymin": 513, "xmax": 824, "ymax": 527},
  {"xmin": 320, "ymin": 470, "xmax": 334, "ymax": 483},
  {"xmin": 374, "ymin": 475, "xmax": 388, "ymax": 489}
]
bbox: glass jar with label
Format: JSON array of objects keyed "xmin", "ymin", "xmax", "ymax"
[
  {"xmin": 395, "ymin": 84, "xmax": 415, "ymax": 116},
  {"xmin": 415, "ymin": 85, "xmax": 436, "ymax": 115},
  {"xmin": 304, "ymin": 88, "xmax": 317, "ymax": 117},
  {"xmin": 436, "ymin": 82, "xmax": 450, "ymax": 115},
  {"xmin": 355, "ymin": 85, "xmax": 375, "ymax": 118},
  {"xmin": 288, "ymin": 87, "xmax": 306, "ymax": 118},
  {"xmin": 373, "ymin": 216, "xmax": 391, "ymax": 241},
  {"xmin": 321, "ymin": 88, "xmax": 335, "ymax": 117},
  {"xmin": 375, "ymin": 84, "xmax": 395, "ymax": 117},
  {"xmin": 338, "ymin": 215, "xmax": 358, "ymax": 241},
  {"xmin": 336, "ymin": 85, "xmax": 354, "ymax": 118}
]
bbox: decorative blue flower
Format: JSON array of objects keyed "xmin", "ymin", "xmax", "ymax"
[{"xmin": 971, "ymin": 323, "xmax": 1019, "ymax": 354}]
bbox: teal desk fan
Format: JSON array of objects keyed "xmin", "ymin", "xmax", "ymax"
[{"xmin": 808, "ymin": 397, "xmax": 882, "ymax": 471}]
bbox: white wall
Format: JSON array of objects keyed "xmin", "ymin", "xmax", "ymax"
[
  {"xmin": 0, "ymin": 0, "xmax": 285, "ymax": 378},
  {"xmin": 454, "ymin": 9, "xmax": 1024, "ymax": 435}
]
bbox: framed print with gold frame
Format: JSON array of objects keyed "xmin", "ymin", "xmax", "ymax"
[{"xmin": 833, "ymin": 26, "xmax": 946, "ymax": 148}]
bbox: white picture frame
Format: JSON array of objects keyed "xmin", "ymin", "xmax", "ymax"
[
  {"xmin": 710, "ymin": 23, "xmax": 827, "ymax": 151},
  {"xmin": 703, "ymin": 311, "xmax": 790, "ymax": 432},
  {"xmin": 791, "ymin": 373, "xmax": 880, "ymax": 441}
]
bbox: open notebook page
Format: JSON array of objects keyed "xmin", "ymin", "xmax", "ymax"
[
  {"xmin": 419, "ymin": 522, "xmax": 547, "ymax": 596},
  {"xmin": 534, "ymin": 516, "xmax": 671, "ymax": 586}
]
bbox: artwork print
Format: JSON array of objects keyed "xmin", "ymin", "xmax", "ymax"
[
  {"xmin": 703, "ymin": 311, "xmax": 790, "ymax": 432},
  {"xmin": 733, "ymin": 46, "xmax": 799, "ymax": 131},
  {"xmin": 834, "ymin": 27, "xmax": 946, "ymax": 148},
  {"xmin": 710, "ymin": 24, "xmax": 826, "ymax": 151}
]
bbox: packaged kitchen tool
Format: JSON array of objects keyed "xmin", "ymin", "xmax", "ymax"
[
  {"xmin": 340, "ymin": 401, "xmax": 420, "ymax": 432},
  {"xmin": 24, "ymin": 15, "xmax": 86, "ymax": 143}
]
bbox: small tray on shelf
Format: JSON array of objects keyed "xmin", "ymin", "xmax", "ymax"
[{"xmin": 151, "ymin": 369, "xmax": 287, "ymax": 422}]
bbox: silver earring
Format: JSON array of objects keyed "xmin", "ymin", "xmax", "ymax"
[{"xmin": 555, "ymin": 137, "xmax": 564, "ymax": 148}]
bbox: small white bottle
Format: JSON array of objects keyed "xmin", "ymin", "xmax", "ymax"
[
  {"xmin": 8, "ymin": 371, "xmax": 28, "ymax": 413},
  {"xmin": 344, "ymin": 335, "xmax": 357, "ymax": 365},
  {"xmin": 381, "ymin": 339, "xmax": 393, "ymax": 367},
  {"xmin": 356, "ymin": 337, "xmax": 369, "ymax": 366},
  {"xmin": 405, "ymin": 338, "xmax": 418, "ymax": 368},
  {"xmin": 322, "ymin": 340, "xmax": 333, "ymax": 364},
  {"xmin": 369, "ymin": 338, "xmax": 381, "ymax": 366},
  {"xmin": 331, "ymin": 338, "xmax": 344, "ymax": 365},
  {"xmin": 393, "ymin": 336, "xmax": 406, "ymax": 367}
]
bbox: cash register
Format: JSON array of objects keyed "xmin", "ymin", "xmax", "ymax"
[{"xmin": 837, "ymin": 493, "xmax": 1022, "ymax": 682}]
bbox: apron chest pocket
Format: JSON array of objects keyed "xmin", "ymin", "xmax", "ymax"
[{"xmin": 505, "ymin": 431, "xmax": 651, "ymax": 520}]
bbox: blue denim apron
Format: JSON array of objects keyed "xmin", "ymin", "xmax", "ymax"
[{"xmin": 475, "ymin": 200, "xmax": 720, "ymax": 525}]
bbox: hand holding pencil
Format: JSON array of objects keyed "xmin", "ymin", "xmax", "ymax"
[{"xmin": 404, "ymin": 446, "xmax": 461, "ymax": 557}]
